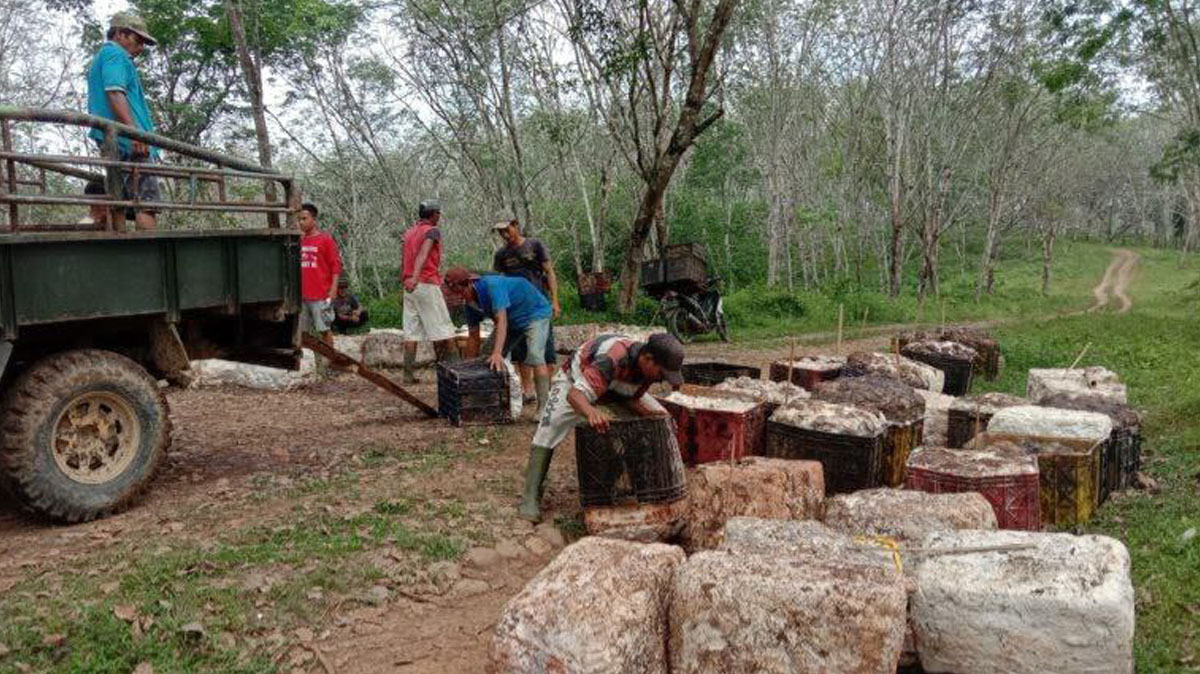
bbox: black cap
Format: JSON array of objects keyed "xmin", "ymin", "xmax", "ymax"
[
  {"xmin": 419, "ymin": 200, "xmax": 441, "ymax": 217},
  {"xmin": 645, "ymin": 333, "xmax": 685, "ymax": 386}
]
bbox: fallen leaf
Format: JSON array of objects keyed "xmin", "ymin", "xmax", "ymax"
[
  {"xmin": 133, "ymin": 663, "xmax": 154, "ymax": 674},
  {"xmin": 40, "ymin": 633, "xmax": 65, "ymax": 648},
  {"xmin": 113, "ymin": 604, "xmax": 138, "ymax": 623},
  {"xmin": 180, "ymin": 622, "xmax": 206, "ymax": 639},
  {"xmin": 99, "ymin": 581, "xmax": 119, "ymax": 595},
  {"xmin": 0, "ymin": 642, "xmax": 9, "ymax": 656}
]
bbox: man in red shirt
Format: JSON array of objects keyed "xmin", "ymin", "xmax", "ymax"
[
  {"xmin": 401, "ymin": 200, "xmax": 458, "ymax": 382},
  {"xmin": 298, "ymin": 203, "xmax": 342, "ymax": 351}
]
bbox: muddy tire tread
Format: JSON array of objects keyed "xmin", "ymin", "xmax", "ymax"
[{"xmin": 0, "ymin": 349, "xmax": 171, "ymax": 523}]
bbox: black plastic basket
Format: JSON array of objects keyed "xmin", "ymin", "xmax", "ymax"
[
  {"xmin": 436, "ymin": 359, "xmax": 512, "ymax": 427},
  {"xmin": 682, "ymin": 362, "xmax": 762, "ymax": 386},
  {"xmin": 575, "ymin": 415, "xmax": 686, "ymax": 507},
  {"xmin": 901, "ymin": 348, "xmax": 975, "ymax": 396},
  {"xmin": 763, "ymin": 421, "xmax": 884, "ymax": 494},
  {"xmin": 579, "ymin": 292, "xmax": 608, "ymax": 312},
  {"xmin": 946, "ymin": 408, "xmax": 994, "ymax": 448}
]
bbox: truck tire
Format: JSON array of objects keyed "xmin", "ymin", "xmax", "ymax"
[{"xmin": 0, "ymin": 349, "xmax": 170, "ymax": 523}]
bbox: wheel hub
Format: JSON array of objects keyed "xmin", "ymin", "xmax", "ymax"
[{"xmin": 52, "ymin": 392, "xmax": 140, "ymax": 484}]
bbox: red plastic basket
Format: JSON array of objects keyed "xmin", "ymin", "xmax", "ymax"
[
  {"xmin": 656, "ymin": 386, "xmax": 767, "ymax": 465},
  {"xmin": 906, "ymin": 465, "xmax": 1041, "ymax": 531}
]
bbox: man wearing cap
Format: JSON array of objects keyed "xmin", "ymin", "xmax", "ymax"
[
  {"xmin": 401, "ymin": 200, "xmax": 458, "ymax": 382},
  {"xmin": 515, "ymin": 332, "xmax": 686, "ymax": 522},
  {"xmin": 87, "ymin": 12, "xmax": 160, "ymax": 231},
  {"xmin": 444, "ymin": 267, "xmax": 554, "ymax": 416},
  {"xmin": 492, "ymin": 217, "xmax": 561, "ymax": 405}
]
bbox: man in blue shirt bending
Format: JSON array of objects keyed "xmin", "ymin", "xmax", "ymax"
[
  {"xmin": 86, "ymin": 12, "xmax": 160, "ymax": 231},
  {"xmin": 445, "ymin": 267, "xmax": 554, "ymax": 416}
]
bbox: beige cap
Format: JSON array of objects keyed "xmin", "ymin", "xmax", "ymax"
[{"xmin": 110, "ymin": 12, "xmax": 157, "ymax": 46}]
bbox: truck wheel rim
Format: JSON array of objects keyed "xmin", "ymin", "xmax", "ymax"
[{"xmin": 52, "ymin": 392, "xmax": 141, "ymax": 484}]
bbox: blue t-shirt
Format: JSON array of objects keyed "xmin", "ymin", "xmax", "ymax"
[
  {"xmin": 465, "ymin": 275, "xmax": 552, "ymax": 330},
  {"xmin": 87, "ymin": 42, "xmax": 159, "ymax": 158}
]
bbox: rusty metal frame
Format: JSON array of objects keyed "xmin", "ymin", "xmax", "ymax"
[{"xmin": 0, "ymin": 106, "xmax": 300, "ymax": 232}]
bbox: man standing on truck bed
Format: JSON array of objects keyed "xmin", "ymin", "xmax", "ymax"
[
  {"xmin": 492, "ymin": 216, "xmax": 561, "ymax": 406},
  {"xmin": 401, "ymin": 200, "xmax": 459, "ymax": 383},
  {"xmin": 298, "ymin": 203, "xmax": 342, "ymax": 352},
  {"xmin": 516, "ymin": 332, "xmax": 686, "ymax": 522},
  {"xmin": 86, "ymin": 12, "xmax": 160, "ymax": 232}
]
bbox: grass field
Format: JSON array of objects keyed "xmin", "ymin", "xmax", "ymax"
[{"xmin": 974, "ymin": 245, "xmax": 1200, "ymax": 672}]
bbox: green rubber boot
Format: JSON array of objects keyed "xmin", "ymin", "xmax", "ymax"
[{"xmin": 518, "ymin": 445, "xmax": 554, "ymax": 523}]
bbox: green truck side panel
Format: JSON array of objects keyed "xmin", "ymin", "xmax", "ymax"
[{"xmin": 0, "ymin": 230, "xmax": 299, "ymax": 337}]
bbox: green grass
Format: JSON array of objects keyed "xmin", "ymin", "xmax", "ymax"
[
  {"xmin": 971, "ymin": 245, "xmax": 1200, "ymax": 671},
  {"xmin": 0, "ymin": 501, "xmax": 477, "ymax": 673}
]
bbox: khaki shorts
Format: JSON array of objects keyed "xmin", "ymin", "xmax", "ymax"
[
  {"xmin": 402, "ymin": 282, "xmax": 456, "ymax": 342},
  {"xmin": 301, "ymin": 300, "xmax": 334, "ymax": 333},
  {"xmin": 532, "ymin": 371, "xmax": 666, "ymax": 449}
]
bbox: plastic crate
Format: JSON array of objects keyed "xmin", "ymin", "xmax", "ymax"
[
  {"xmin": 946, "ymin": 408, "xmax": 994, "ymax": 448},
  {"xmin": 579, "ymin": 292, "xmax": 607, "ymax": 312},
  {"xmin": 769, "ymin": 360, "xmax": 843, "ymax": 391},
  {"xmin": 657, "ymin": 386, "xmax": 767, "ymax": 464},
  {"xmin": 640, "ymin": 260, "xmax": 666, "ymax": 288},
  {"xmin": 682, "ymin": 362, "xmax": 762, "ymax": 386},
  {"xmin": 894, "ymin": 329, "xmax": 1002, "ymax": 380},
  {"xmin": 436, "ymin": 359, "xmax": 512, "ymax": 427},
  {"xmin": 906, "ymin": 465, "xmax": 1042, "ymax": 532},
  {"xmin": 763, "ymin": 421, "xmax": 883, "ymax": 494},
  {"xmin": 577, "ymin": 270, "xmax": 612, "ymax": 295},
  {"xmin": 901, "ymin": 347, "xmax": 975, "ymax": 396},
  {"xmin": 664, "ymin": 242, "xmax": 707, "ymax": 260},
  {"xmin": 882, "ymin": 419, "xmax": 924, "ymax": 487},
  {"xmin": 575, "ymin": 414, "xmax": 686, "ymax": 507},
  {"xmin": 972, "ymin": 433, "xmax": 1100, "ymax": 528}
]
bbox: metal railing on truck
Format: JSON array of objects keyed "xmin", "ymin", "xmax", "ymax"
[{"xmin": 0, "ymin": 106, "xmax": 297, "ymax": 231}]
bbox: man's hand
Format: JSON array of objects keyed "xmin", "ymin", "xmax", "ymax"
[
  {"xmin": 403, "ymin": 276, "xmax": 418, "ymax": 292},
  {"xmin": 487, "ymin": 352, "xmax": 505, "ymax": 372},
  {"xmin": 131, "ymin": 140, "xmax": 149, "ymax": 159},
  {"xmin": 552, "ymin": 301, "xmax": 562, "ymax": 320},
  {"xmin": 584, "ymin": 406, "xmax": 610, "ymax": 433}
]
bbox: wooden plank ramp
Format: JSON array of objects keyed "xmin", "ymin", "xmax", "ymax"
[{"xmin": 302, "ymin": 333, "xmax": 439, "ymax": 418}]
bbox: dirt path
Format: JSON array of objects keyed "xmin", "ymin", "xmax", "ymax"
[{"xmin": 1089, "ymin": 248, "xmax": 1139, "ymax": 314}]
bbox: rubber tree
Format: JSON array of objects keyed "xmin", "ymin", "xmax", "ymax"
[{"xmin": 565, "ymin": 0, "xmax": 742, "ymax": 313}]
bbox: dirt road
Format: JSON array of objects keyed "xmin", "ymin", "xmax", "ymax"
[{"xmin": 1089, "ymin": 248, "xmax": 1139, "ymax": 314}]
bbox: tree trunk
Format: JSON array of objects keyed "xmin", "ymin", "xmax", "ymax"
[
  {"xmin": 617, "ymin": 161, "xmax": 680, "ymax": 312},
  {"xmin": 1041, "ymin": 223, "xmax": 1056, "ymax": 296},
  {"xmin": 225, "ymin": 0, "xmax": 277, "ymax": 224},
  {"xmin": 976, "ymin": 188, "xmax": 1003, "ymax": 301},
  {"xmin": 918, "ymin": 166, "xmax": 951, "ymax": 300}
]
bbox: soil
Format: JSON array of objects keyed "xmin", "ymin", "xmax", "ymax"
[{"xmin": 1089, "ymin": 249, "xmax": 1139, "ymax": 314}]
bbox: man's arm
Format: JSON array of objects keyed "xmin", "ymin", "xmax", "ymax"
[
  {"xmin": 566, "ymin": 386, "xmax": 609, "ymax": 433},
  {"xmin": 405, "ymin": 238, "xmax": 434, "ymax": 292},
  {"xmin": 105, "ymin": 91, "xmax": 148, "ymax": 158},
  {"xmin": 543, "ymin": 259, "xmax": 561, "ymax": 320},
  {"xmin": 488, "ymin": 310, "xmax": 508, "ymax": 371},
  {"xmin": 467, "ymin": 324, "xmax": 482, "ymax": 358}
]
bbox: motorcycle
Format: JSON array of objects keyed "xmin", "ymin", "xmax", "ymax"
[{"xmin": 657, "ymin": 276, "xmax": 729, "ymax": 343}]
